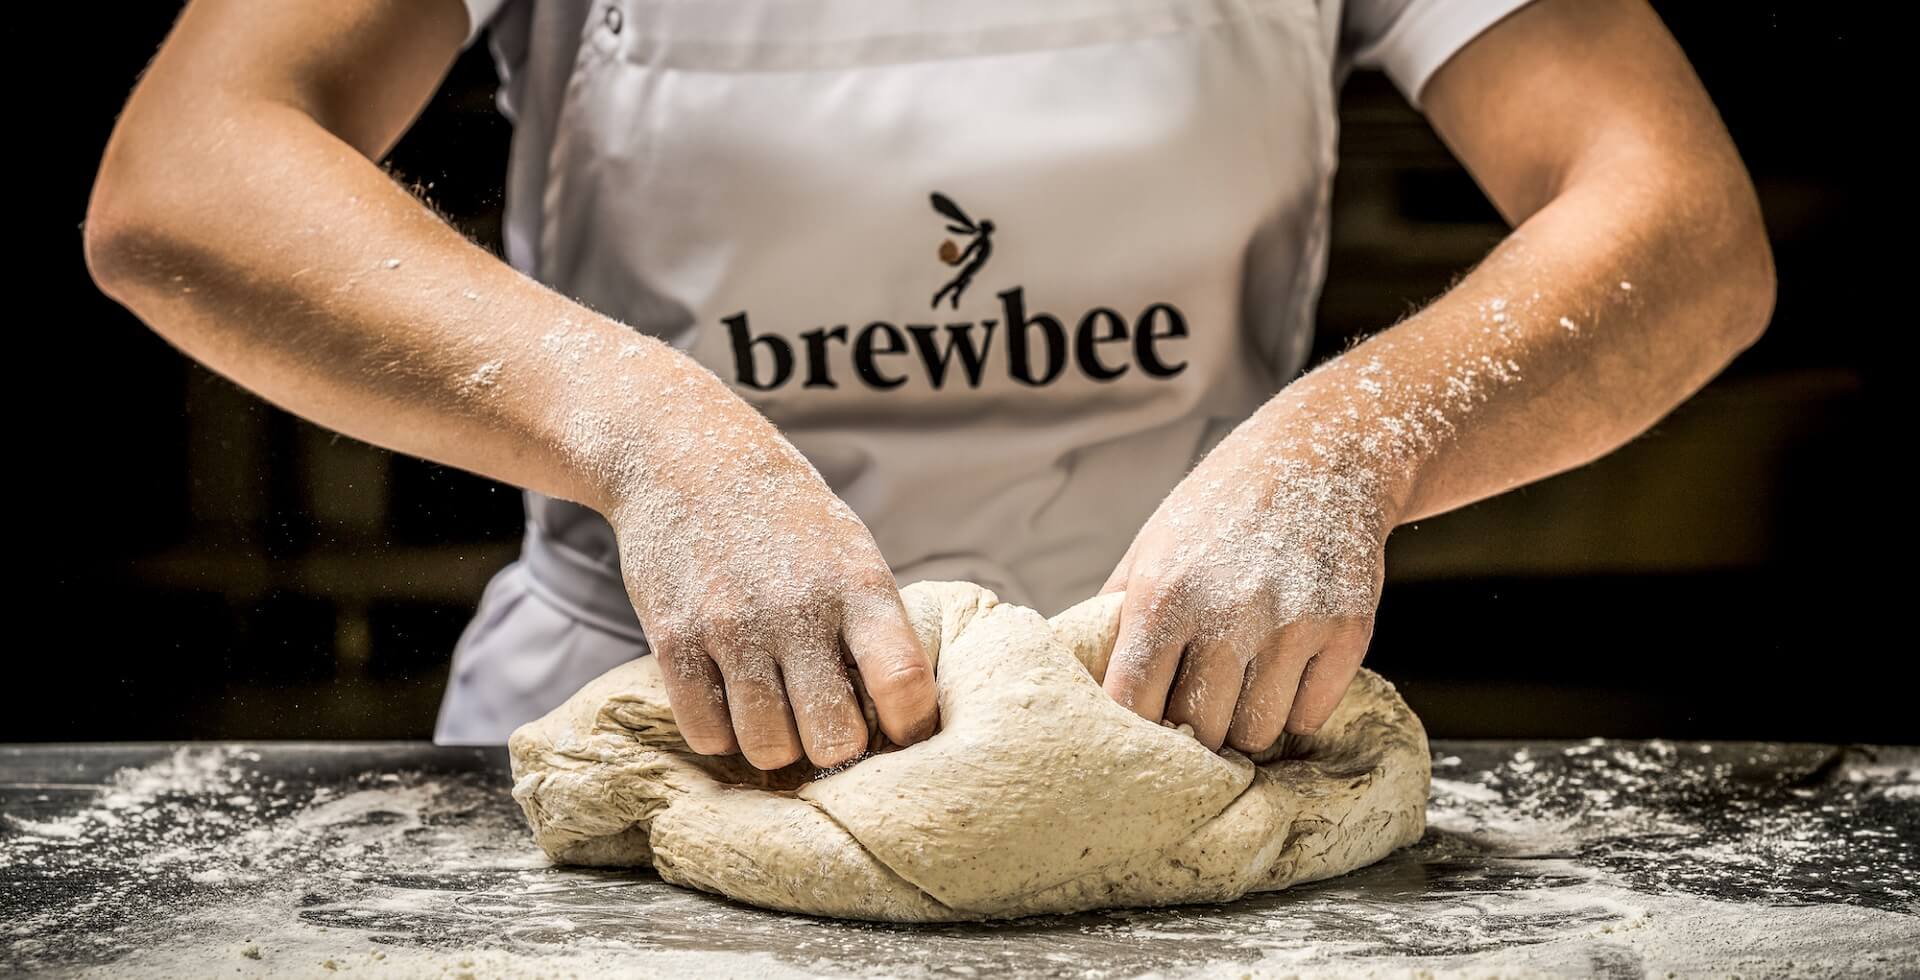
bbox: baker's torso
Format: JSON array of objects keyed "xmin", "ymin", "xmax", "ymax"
[
  {"xmin": 432, "ymin": 0, "xmax": 1535, "ymax": 744},
  {"xmin": 493, "ymin": 0, "xmax": 1340, "ymax": 614}
]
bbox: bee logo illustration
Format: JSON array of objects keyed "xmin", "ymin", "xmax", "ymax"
[{"xmin": 930, "ymin": 192, "xmax": 995, "ymax": 310}]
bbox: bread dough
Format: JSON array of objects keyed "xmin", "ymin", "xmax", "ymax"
[{"xmin": 508, "ymin": 581, "xmax": 1429, "ymax": 921}]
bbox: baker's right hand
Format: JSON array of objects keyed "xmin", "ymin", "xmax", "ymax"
[{"xmin": 597, "ymin": 372, "xmax": 938, "ymax": 770}]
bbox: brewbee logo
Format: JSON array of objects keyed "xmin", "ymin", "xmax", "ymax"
[
  {"xmin": 931, "ymin": 192, "xmax": 994, "ymax": 309},
  {"xmin": 720, "ymin": 190, "xmax": 1190, "ymax": 392}
]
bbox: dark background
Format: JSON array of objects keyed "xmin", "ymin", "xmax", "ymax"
[{"xmin": 17, "ymin": 4, "xmax": 1898, "ymax": 743}]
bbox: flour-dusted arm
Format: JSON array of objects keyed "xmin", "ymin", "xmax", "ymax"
[
  {"xmin": 83, "ymin": 0, "xmax": 938, "ymax": 767},
  {"xmin": 1102, "ymin": 0, "xmax": 1774, "ymax": 751}
]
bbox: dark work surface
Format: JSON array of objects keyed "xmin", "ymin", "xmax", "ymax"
[{"xmin": 3, "ymin": 740, "xmax": 1914, "ymax": 977}]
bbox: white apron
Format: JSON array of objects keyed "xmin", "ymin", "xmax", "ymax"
[{"xmin": 436, "ymin": 0, "xmax": 1527, "ymax": 744}]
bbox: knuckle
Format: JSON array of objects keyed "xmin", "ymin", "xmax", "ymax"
[
  {"xmin": 1105, "ymin": 644, "xmax": 1164, "ymax": 689},
  {"xmin": 773, "ymin": 641, "xmax": 841, "ymax": 680},
  {"xmin": 1198, "ymin": 640, "xmax": 1254, "ymax": 671},
  {"xmin": 1227, "ymin": 728, "xmax": 1274, "ymax": 754},
  {"xmin": 739, "ymin": 736, "xmax": 803, "ymax": 770},
  {"xmin": 1329, "ymin": 617, "xmax": 1376, "ymax": 646},
  {"xmin": 646, "ymin": 613, "xmax": 699, "ymax": 650},
  {"xmin": 699, "ymin": 641, "xmax": 746, "ymax": 672},
  {"xmin": 807, "ymin": 733, "xmax": 866, "ymax": 769},
  {"xmin": 675, "ymin": 713, "xmax": 726, "ymax": 737},
  {"xmin": 681, "ymin": 727, "xmax": 736, "ymax": 755},
  {"xmin": 785, "ymin": 568, "xmax": 843, "ymax": 604},
  {"xmin": 864, "ymin": 657, "xmax": 933, "ymax": 700},
  {"xmin": 1229, "ymin": 702, "xmax": 1278, "ymax": 738},
  {"xmin": 696, "ymin": 604, "xmax": 752, "ymax": 645},
  {"xmin": 1133, "ymin": 568, "xmax": 1185, "ymax": 607},
  {"xmin": 1286, "ymin": 705, "xmax": 1332, "ymax": 735},
  {"xmin": 843, "ymin": 563, "xmax": 900, "ymax": 597},
  {"xmin": 671, "ymin": 709, "xmax": 737, "ymax": 751},
  {"xmin": 748, "ymin": 592, "xmax": 838, "ymax": 645},
  {"xmin": 656, "ymin": 647, "xmax": 720, "ymax": 690},
  {"xmin": 1129, "ymin": 572, "xmax": 1215, "ymax": 633}
]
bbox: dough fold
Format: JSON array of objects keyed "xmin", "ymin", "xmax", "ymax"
[{"xmin": 509, "ymin": 581, "xmax": 1429, "ymax": 921}]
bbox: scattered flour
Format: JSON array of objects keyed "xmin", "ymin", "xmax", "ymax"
[{"xmin": 6, "ymin": 741, "xmax": 1915, "ymax": 979}]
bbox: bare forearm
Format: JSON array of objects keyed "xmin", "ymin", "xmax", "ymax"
[
  {"xmin": 1248, "ymin": 155, "xmax": 1774, "ymax": 530},
  {"xmin": 85, "ymin": 89, "xmax": 722, "ymax": 513},
  {"xmin": 1098, "ymin": 0, "xmax": 1778, "ymax": 744}
]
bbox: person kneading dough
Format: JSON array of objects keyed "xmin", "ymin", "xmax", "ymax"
[{"xmin": 87, "ymin": 0, "xmax": 1773, "ymax": 780}]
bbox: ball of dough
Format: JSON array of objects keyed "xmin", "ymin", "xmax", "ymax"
[{"xmin": 508, "ymin": 582, "xmax": 1429, "ymax": 921}]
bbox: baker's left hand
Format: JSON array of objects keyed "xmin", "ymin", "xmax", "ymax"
[{"xmin": 1100, "ymin": 406, "xmax": 1395, "ymax": 753}]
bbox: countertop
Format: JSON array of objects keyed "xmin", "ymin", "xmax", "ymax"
[{"xmin": 3, "ymin": 739, "xmax": 1915, "ymax": 978}]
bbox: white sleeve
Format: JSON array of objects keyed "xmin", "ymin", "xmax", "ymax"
[
  {"xmin": 460, "ymin": 0, "xmax": 514, "ymax": 45},
  {"xmin": 1343, "ymin": 0, "xmax": 1537, "ymax": 107}
]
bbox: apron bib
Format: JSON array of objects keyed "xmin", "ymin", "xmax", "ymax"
[{"xmin": 438, "ymin": 0, "xmax": 1339, "ymax": 743}]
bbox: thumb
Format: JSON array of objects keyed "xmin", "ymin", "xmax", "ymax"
[{"xmin": 841, "ymin": 591, "xmax": 940, "ymax": 746}]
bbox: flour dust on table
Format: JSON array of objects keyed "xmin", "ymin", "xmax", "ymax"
[
  {"xmin": 508, "ymin": 580, "xmax": 1431, "ymax": 920},
  {"xmin": 4, "ymin": 739, "xmax": 1915, "ymax": 977}
]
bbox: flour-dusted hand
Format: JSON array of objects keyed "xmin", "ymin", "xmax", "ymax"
[
  {"xmin": 589, "ymin": 354, "xmax": 938, "ymax": 770},
  {"xmin": 74, "ymin": 0, "xmax": 936, "ymax": 771},
  {"xmin": 1095, "ymin": 0, "xmax": 1778, "ymax": 754},
  {"xmin": 1100, "ymin": 403, "xmax": 1392, "ymax": 754}
]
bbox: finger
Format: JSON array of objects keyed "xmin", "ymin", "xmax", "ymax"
[
  {"xmin": 778, "ymin": 640, "xmax": 870, "ymax": 768},
  {"xmin": 842, "ymin": 590, "xmax": 940, "ymax": 746},
  {"xmin": 1102, "ymin": 581, "xmax": 1189, "ymax": 722},
  {"xmin": 1163, "ymin": 641, "xmax": 1253, "ymax": 751},
  {"xmin": 1285, "ymin": 619, "xmax": 1374, "ymax": 736},
  {"xmin": 652, "ymin": 632, "xmax": 737, "ymax": 756},
  {"xmin": 712, "ymin": 647, "xmax": 804, "ymax": 770},
  {"xmin": 1225, "ymin": 622, "xmax": 1330, "ymax": 754}
]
